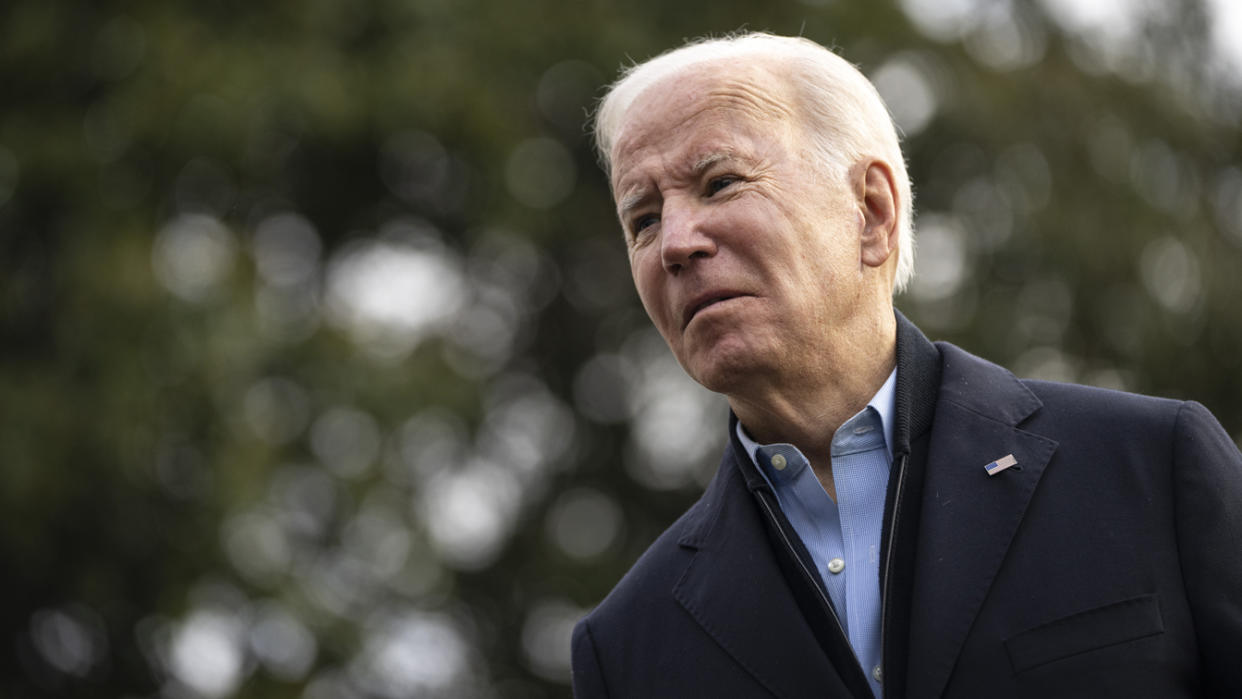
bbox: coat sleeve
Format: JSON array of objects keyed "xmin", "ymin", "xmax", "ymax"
[
  {"xmin": 571, "ymin": 617, "xmax": 611, "ymax": 699},
  {"xmin": 1173, "ymin": 401, "xmax": 1242, "ymax": 696}
]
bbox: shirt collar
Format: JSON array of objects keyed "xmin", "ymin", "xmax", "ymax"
[{"xmin": 736, "ymin": 367, "xmax": 899, "ymax": 464}]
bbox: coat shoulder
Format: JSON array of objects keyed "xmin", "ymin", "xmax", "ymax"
[
  {"xmin": 578, "ymin": 460, "xmax": 735, "ymax": 631},
  {"xmin": 1022, "ymin": 377, "xmax": 1183, "ymax": 428},
  {"xmin": 571, "ymin": 458, "xmax": 754, "ymax": 697},
  {"xmin": 934, "ymin": 339, "xmax": 1185, "ymax": 435}
]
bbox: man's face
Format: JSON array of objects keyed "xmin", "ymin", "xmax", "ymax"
[{"xmin": 610, "ymin": 63, "xmax": 872, "ymax": 397}]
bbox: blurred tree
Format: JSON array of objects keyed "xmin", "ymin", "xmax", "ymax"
[{"xmin": 1, "ymin": 0, "xmax": 1239, "ymax": 697}]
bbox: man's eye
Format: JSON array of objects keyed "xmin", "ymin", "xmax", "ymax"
[
  {"xmin": 633, "ymin": 214, "xmax": 659, "ymax": 234},
  {"xmin": 707, "ymin": 176, "xmax": 738, "ymax": 196}
]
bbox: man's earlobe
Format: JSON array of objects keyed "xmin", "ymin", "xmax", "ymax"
[{"xmin": 859, "ymin": 161, "xmax": 898, "ymax": 269}]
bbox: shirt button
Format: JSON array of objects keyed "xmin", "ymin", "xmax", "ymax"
[
  {"xmin": 771, "ymin": 454, "xmax": 787, "ymax": 470},
  {"xmin": 872, "ymin": 665, "xmax": 883, "ymax": 683},
  {"xmin": 827, "ymin": 558, "xmax": 845, "ymax": 574}
]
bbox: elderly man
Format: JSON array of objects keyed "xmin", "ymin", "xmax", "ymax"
[{"xmin": 571, "ymin": 33, "xmax": 1242, "ymax": 699}]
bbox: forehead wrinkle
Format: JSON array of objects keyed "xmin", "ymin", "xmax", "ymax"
[
  {"xmin": 704, "ymin": 80, "xmax": 796, "ymax": 125},
  {"xmin": 612, "ymin": 69, "xmax": 793, "ymax": 161}
]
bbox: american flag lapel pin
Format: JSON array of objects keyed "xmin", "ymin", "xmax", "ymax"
[{"xmin": 985, "ymin": 453, "xmax": 1018, "ymax": 476}]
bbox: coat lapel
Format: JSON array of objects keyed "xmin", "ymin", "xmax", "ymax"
[
  {"xmin": 673, "ymin": 451, "xmax": 854, "ymax": 699},
  {"xmin": 905, "ymin": 344, "xmax": 1059, "ymax": 699}
]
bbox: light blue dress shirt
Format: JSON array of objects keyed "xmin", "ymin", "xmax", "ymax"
[{"xmin": 737, "ymin": 368, "xmax": 897, "ymax": 698}]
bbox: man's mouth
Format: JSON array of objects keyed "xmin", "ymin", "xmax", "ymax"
[{"xmin": 683, "ymin": 292, "xmax": 748, "ymax": 328}]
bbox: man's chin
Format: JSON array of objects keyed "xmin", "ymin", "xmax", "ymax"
[{"xmin": 680, "ymin": 343, "xmax": 766, "ymax": 396}]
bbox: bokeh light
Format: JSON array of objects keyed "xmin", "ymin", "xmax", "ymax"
[
  {"xmin": 871, "ymin": 54, "xmax": 939, "ymax": 137},
  {"xmin": 152, "ymin": 214, "xmax": 238, "ymax": 303},
  {"xmin": 325, "ymin": 224, "xmax": 466, "ymax": 360},
  {"xmin": 167, "ymin": 609, "xmax": 247, "ymax": 698},
  {"xmin": 546, "ymin": 487, "xmax": 625, "ymax": 559},
  {"xmin": 521, "ymin": 599, "xmax": 585, "ymax": 682},
  {"xmin": 29, "ymin": 606, "xmax": 108, "ymax": 680}
]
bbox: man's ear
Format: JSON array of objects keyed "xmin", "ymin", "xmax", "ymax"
[{"xmin": 857, "ymin": 160, "xmax": 899, "ymax": 269}]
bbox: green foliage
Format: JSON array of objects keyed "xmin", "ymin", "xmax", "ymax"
[{"xmin": 1, "ymin": 0, "xmax": 1239, "ymax": 696}]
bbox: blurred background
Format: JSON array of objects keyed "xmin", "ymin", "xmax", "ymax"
[{"xmin": 2, "ymin": 0, "xmax": 1240, "ymax": 696}]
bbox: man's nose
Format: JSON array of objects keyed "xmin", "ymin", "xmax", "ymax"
[{"xmin": 660, "ymin": 203, "xmax": 715, "ymax": 274}]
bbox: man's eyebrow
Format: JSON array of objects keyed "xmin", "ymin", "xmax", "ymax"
[
  {"xmin": 617, "ymin": 189, "xmax": 651, "ymax": 223},
  {"xmin": 616, "ymin": 152, "xmax": 739, "ymax": 223},
  {"xmin": 691, "ymin": 151, "xmax": 733, "ymax": 175}
]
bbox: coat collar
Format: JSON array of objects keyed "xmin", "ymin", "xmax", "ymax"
[{"xmin": 893, "ymin": 309, "xmax": 941, "ymax": 456}]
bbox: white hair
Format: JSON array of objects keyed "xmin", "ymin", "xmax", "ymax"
[{"xmin": 593, "ymin": 32, "xmax": 916, "ymax": 293}]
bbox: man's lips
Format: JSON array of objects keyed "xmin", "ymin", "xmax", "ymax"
[{"xmin": 682, "ymin": 291, "xmax": 751, "ymax": 329}]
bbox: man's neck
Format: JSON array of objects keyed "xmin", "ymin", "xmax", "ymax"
[{"xmin": 728, "ymin": 312, "xmax": 897, "ymax": 490}]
